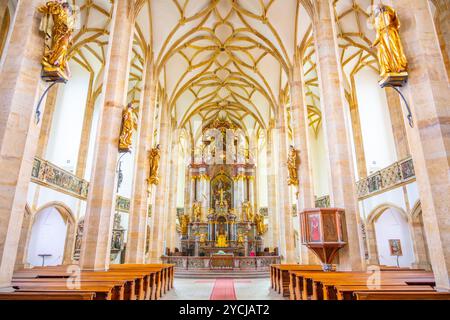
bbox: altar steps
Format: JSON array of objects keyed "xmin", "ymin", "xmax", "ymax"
[{"xmin": 174, "ymin": 269, "xmax": 270, "ymax": 279}]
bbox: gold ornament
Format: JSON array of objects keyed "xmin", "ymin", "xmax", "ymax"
[
  {"xmin": 255, "ymin": 212, "xmax": 267, "ymax": 236},
  {"xmin": 287, "ymin": 146, "xmax": 299, "ymax": 186},
  {"xmin": 148, "ymin": 145, "xmax": 161, "ymax": 185},
  {"xmin": 38, "ymin": 1, "xmax": 76, "ymax": 82},
  {"xmin": 119, "ymin": 103, "xmax": 138, "ymax": 152},
  {"xmin": 242, "ymin": 201, "xmax": 254, "ymax": 222},
  {"xmin": 370, "ymin": 4, "xmax": 408, "ymax": 87},
  {"xmin": 192, "ymin": 201, "xmax": 202, "ymax": 222}
]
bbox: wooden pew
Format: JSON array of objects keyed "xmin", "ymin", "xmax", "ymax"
[
  {"xmin": 0, "ymin": 292, "xmax": 96, "ymax": 300},
  {"xmin": 355, "ymin": 292, "xmax": 450, "ymax": 300},
  {"xmin": 271, "ymin": 265, "xmax": 327, "ymax": 297},
  {"xmin": 332, "ymin": 285, "xmax": 435, "ymax": 300}
]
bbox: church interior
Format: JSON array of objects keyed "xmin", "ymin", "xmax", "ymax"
[{"xmin": 0, "ymin": 0, "xmax": 449, "ymax": 301}]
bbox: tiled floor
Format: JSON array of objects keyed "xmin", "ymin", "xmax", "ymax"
[{"xmin": 161, "ymin": 278, "xmax": 285, "ymax": 300}]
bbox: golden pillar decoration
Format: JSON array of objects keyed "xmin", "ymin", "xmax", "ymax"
[
  {"xmin": 148, "ymin": 145, "xmax": 161, "ymax": 186},
  {"xmin": 118, "ymin": 103, "xmax": 138, "ymax": 153},
  {"xmin": 38, "ymin": 1, "xmax": 76, "ymax": 82},
  {"xmin": 370, "ymin": 4, "xmax": 409, "ymax": 87},
  {"xmin": 287, "ymin": 146, "xmax": 299, "ymax": 186}
]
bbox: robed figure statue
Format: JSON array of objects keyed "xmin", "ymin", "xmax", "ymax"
[
  {"xmin": 371, "ymin": 4, "xmax": 408, "ymax": 84},
  {"xmin": 148, "ymin": 145, "xmax": 161, "ymax": 186},
  {"xmin": 119, "ymin": 104, "xmax": 138, "ymax": 152},
  {"xmin": 38, "ymin": 0, "xmax": 76, "ymax": 82}
]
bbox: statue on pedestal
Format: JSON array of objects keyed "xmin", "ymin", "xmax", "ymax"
[
  {"xmin": 242, "ymin": 201, "xmax": 254, "ymax": 222},
  {"xmin": 148, "ymin": 145, "xmax": 161, "ymax": 186},
  {"xmin": 255, "ymin": 212, "xmax": 267, "ymax": 235},
  {"xmin": 119, "ymin": 103, "xmax": 138, "ymax": 152},
  {"xmin": 38, "ymin": 0, "xmax": 76, "ymax": 82},
  {"xmin": 180, "ymin": 214, "xmax": 190, "ymax": 236},
  {"xmin": 370, "ymin": 4, "xmax": 408, "ymax": 86}
]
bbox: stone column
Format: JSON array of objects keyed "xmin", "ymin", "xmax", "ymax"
[
  {"xmin": 266, "ymin": 127, "xmax": 278, "ymax": 250},
  {"xmin": 149, "ymin": 101, "xmax": 172, "ymax": 261},
  {"xmin": 312, "ymin": 0, "xmax": 364, "ymax": 271},
  {"xmin": 432, "ymin": 0, "xmax": 450, "ymax": 77},
  {"xmin": 274, "ymin": 104, "xmax": 296, "ymax": 263},
  {"xmin": 385, "ymin": 88, "xmax": 410, "ymax": 160},
  {"xmin": 79, "ymin": 0, "xmax": 135, "ymax": 271},
  {"xmin": 75, "ymin": 76, "xmax": 96, "ymax": 178},
  {"xmin": 167, "ymin": 135, "xmax": 180, "ymax": 251},
  {"xmin": 389, "ymin": 0, "xmax": 450, "ymax": 291},
  {"xmin": 289, "ymin": 59, "xmax": 317, "ymax": 264},
  {"xmin": 0, "ymin": 0, "xmax": 47, "ymax": 290},
  {"xmin": 125, "ymin": 57, "xmax": 157, "ymax": 263},
  {"xmin": 36, "ymin": 84, "xmax": 60, "ymax": 158}
]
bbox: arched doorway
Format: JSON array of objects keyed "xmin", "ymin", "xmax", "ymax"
[
  {"xmin": 21, "ymin": 203, "xmax": 76, "ymax": 267},
  {"xmin": 368, "ymin": 206, "xmax": 415, "ymax": 267}
]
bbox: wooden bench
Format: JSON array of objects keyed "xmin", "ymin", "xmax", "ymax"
[
  {"xmin": 270, "ymin": 265, "xmax": 327, "ymax": 297},
  {"xmin": 355, "ymin": 292, "xmax": 450, "ymax": 300},
  {"xmin": 0, "ymin": 292, "xmax": 96, "ymax": 300}
]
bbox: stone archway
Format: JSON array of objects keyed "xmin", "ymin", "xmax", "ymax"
[{"xmin": 16, "ymin": 202, "xmax": 77, "ymax": 268}]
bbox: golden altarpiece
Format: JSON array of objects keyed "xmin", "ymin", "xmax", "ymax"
[{"xmin": 179, "ymin": 119, "xmax": 267, "ymax": 257}]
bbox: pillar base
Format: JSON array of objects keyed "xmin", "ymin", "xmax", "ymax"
[{"xmin": 0, "ymin": 286, "xmax": 15, "ymax": 293}]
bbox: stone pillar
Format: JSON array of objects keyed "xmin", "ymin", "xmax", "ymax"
[
  {"xmin": 266, "ymin": 128, "xmax": 278, "ymax": 250},
  {"xmin": 312, "ymin": 0, "xmax": 364, "ymax": 271},
  {"xmin": 274, "ymin": 104, "xmax": 296, "ymax": 263},
  {"xmin": 36, "ymin": 84, "xmax": 60, "ymax": 158},
  {"xmin": 409, "ymin": 214, "xmax": 431, "ymax": 270},
  {"xmin": 149, "ymin": 101, "xmax": 172, "ymax": 261},
  {"xmin": 432, "ymin": 0, "xmax": 450, "ymax": 77},
  {"xmin": 125, "ymin": 58, "xmax": 157, "ymax": 263},
  {"xmin": 79, "ymin": 0, "xmax": 135, "ymax": 271},
  {"xmin": 385, "ymin": 87, "xmax": 410, "ymax": 159},
  {"xmin": 289, "ymin": 59, "xmax": 317, "ymax": 264},
  {"xmin": 390, "ymin": 0, "xmax": 450, "ymax": 291},
  {"xmin": 167, "ymin": 135, "xmax": 180, "ymax": 251},
  {"xmin": 347, "ymin": 89, "xmax": 368, "ymax": 179},
  {"xmin": 75, "ymin": 76, "xmax": 96, "ymax": 178},
  {"xmin": 0, "ymin": 0, "xmax": 46, "ymax": 290}
]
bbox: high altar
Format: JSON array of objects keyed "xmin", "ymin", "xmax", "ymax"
[{"xmin": 178, "ymin": 119, "xmax": 267, "ymax": 257}]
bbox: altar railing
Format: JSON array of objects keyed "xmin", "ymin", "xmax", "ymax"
[{"xmin": 161, "ymin": 256, "xmax": 281, "ymax": 271}]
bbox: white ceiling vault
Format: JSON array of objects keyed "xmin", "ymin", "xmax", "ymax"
[{"xmin": 51, "ymin": 0, "xmax": 383, "ymax": 143}]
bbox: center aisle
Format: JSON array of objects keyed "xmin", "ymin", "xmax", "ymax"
[{"xmin": 161, "ymin": 278, "xmax": 285, "ymax": 300}]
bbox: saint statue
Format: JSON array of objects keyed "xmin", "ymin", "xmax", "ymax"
[
  {"xmin": 148, "ymin": 145, "xmax": 161, "ymax": 186},
  {"xmin": 370, "ymin": 4, "xmax": 408, "ymax": 85},
  {"xmin": 287, "ymin": 146, "xmax": 299, "ymax": 186},
  {"xmin": 254, "ymin": 213, "xmax": 267, "ymax": 236},
  {"xmin": 199, "ymin": 233, "xmax": 207, "ymax": 244},
  {"xmin": 216, "ymin": 234, "xmax": 228, "ymax": 248},
  {"xmin": 38, "ymin": 1, "xmax": 76, "ymax": 82},
  {"xmin": 242, "ymin": 201, "xmax": 254, "ymax": 222},
  {"xmin": 180, "ymin": 214, "xmax": 190, "ymax": 236},
  {"xmin": 192, "ymin": 201, "xmax": 202, "ymax": 222},
  {"xmin": 119, "ymin": 104, "xmax": 138, "ymax": 152},
  {"xmin": 237, "ymin": 232, "xmax": 245, "ymax": 246}
]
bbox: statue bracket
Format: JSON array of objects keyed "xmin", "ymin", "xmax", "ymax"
[
  {"xmin": 379, "ymin": 74, "xmax": 414, "ymax": 128},
  {"xmin": 35, "ymin": 78, "xmax": 67, "ymax": 124}
]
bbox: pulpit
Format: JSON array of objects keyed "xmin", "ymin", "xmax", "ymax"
[{"xmin": 300, "ymin": 208, "xmax": 347, "ymax": 271}]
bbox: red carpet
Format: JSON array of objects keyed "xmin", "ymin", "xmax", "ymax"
[{"xmin": 210, "ymin": 279, "xmax": 237, "ymax": 300}]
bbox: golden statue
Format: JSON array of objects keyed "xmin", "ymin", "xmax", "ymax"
[
  {"xmin": 180, "ymin": 214, "xmax": 190, "ymax": 236},
  {"xmin": 237, "ymin": 232, "xmax": 245, "ymax": 246},
  {"xmin": 199, "ymin": 233, "xmax": 207, "ymax": 244},
  {"xmin": 148, "ymin": 145, "xmax": 161, "ymax": 185},
  {"xmin": 38, "ymin": 1, "xmax": 76, "ymax": 82},
  {"xmin": 371, "ymin": 4, "xmax": 408, "ymax": 86},
  {"xmin": 119, "ymin": 103, "xmax": 138, "ymax": 152},
  {"xmin": 255, "ymin": 213, "xmax": 267, "ymax": 235},
  {"xmin": 242, "ymin": 201, "xmax": 254, "ymax": 222},
  {"xmin": 287, "ymin": 146, "xmax": 299, "ymax": 186},
  {"xmin": 192, "ymin": 201, "xmax": 202, "ymax": 222},
  {"xmin": 216, "ymin": 234, "xmax": 228, "ymax": 247}
]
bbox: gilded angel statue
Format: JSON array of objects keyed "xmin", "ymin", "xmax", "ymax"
[{"xmin": 38, "ymin": 0, "xmax": 76, "ymax": 82}]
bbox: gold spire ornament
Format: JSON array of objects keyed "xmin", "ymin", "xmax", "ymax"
[
  {"xmin": 38, "ymin": 1, "xmax": 76, "ymax": 82},
  {"xmin": 118, "ymin": 103, "xmax": 138, "ymax": 153},
  {"xmin": 287, "ymin": 146, "xmax": 299, "ymax": 186},
  {"xmin": 148, "ymin": 145, "xmax": 161, "ymax": 186},
  {"xmin": 370, "ymin": 3, "xmax": 409, "ymax": 87}
]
